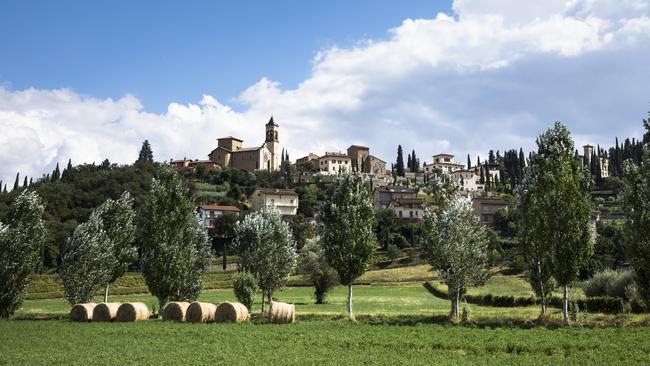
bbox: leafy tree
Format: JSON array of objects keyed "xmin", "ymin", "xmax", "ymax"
[
  {"xmin": 375, "ymin": 208, "xmax": 397, "ymax": 250},
  {"xmin": 396, "ymin": 145, "xmax": 405, "ymax": 177},
  {"xmin": 232, "ymin": 271, "xmax": 257, "ymax": 311},
  {"xmin": 233, "ymin": 208, "xmax": 297, "ymax": 313},
  {"xmin": 422, "ymin": 197, "xmax": 489, "ymax": 319},
  {"xmin": 95, "ymin": 192, "xmax": 137, "ymax": 301},
  {"xmin": 214, "ymin": 212, "xmax": 239, "ymax": 270},
  {"xmin": 518, "ymin": 122, "xmax": 592, "ymax": 322},
  {"xmin": 320, "ymin": 174, "xmax": 375, "ymax": 320},
  {"xmin": 59, "ymin": 211, "xmax": 113, "ymax": 305},
  {"xmin": 0, "ymin": 190, "xmax": 46, "ymax": 318},
  {"xmin": 289, "ymin": 214, "xmax": 316, "ymax": 250},
  {"xmin": 140, "ymin": 168, "xmax": 211, "ymax": 309},
  {"xmin": 137, "ymin": 140, "xmax": 154, "ymax": 163},
  {"xmin": 622, "ymin": 138, "xmax": 650, "ymax": 305},
  {"xmin": 425, "ymin": 170, "xmax": 458, "ymax": 209},
  {"xmin": 298, "ymin": 237, "xmax": 339, "ymax": 304},
  {"xmin": 51, "ymin": 163, "xmax": 61, "ymax": 182}
]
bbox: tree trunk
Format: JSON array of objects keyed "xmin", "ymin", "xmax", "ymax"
[
  {"xmin": 158, "ymin": 298, "xmax": 166, "ymax": 315},
  {"xmin": 537, "ymin": 260, "xmax": 546, "ymax": 316},
  {"xmin": 222, "ymin": 241, "xmax": 227, "ymax": 271},
  {"xmin": 347, "ymin": 284, "xmax": 354, "ymax": 320},
  {"xmin": 562, "ymin": 284, "xmax": 569, "ymax": 323},
  {"xmin": 103, "ymin": 284, "xmax": 109, "ymax": 303},
  {"xmin": 260, "ymin": 292, "xmax": 265, "ymax": 314},
  {"xmin": 450, "ymin": 290, "xmax": 460, "ymax": 320}
]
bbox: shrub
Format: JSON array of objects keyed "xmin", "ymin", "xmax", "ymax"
[
  {"xmin": 584, "ymin": 270, "xmax": 636, "ymax": 300},
  {"xmin": 576, "ymin": 297, "xmax": 625, "ymax": 314},
  {"xmin": 386, "ymin": 244, "xmax": 401, "ymax": 261},
  {"xmin": 233, "ymin": 271, "xmax": 257, "ymax": 311},
  {"xmin": 461, "ymin": 302, "xmax": 472, "ymax": 323}
]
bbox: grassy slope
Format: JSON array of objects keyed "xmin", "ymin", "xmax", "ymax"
[{"xmin": 2, "ymin": 320, "xmax": 650, "ymax": 365}]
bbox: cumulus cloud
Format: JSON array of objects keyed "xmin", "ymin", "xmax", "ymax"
[{"xmin": 1, "ymin": 0, "xmax": 650, "ymax": 186}]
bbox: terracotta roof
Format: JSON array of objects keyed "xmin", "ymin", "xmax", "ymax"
[
  {"xmin": 368, "ymin": 155, "xmax": 386, "ymax": 163},
  {"xmin": 254, "ymin": 188, "xmax": 298, "ymax": 196},
  {"xmin": 433, "ymin": 153, "xmax": 455, "ymax": 157},
  {"xmin": 320, "ymin": 153, "xmax": 351, "ymax": 159},
  {"xmin": 198, "ymin": 205, "xmax": 240, "ymax": 212},
  {"xmin": 348, "ymin": 144, "xmax": 369, "ymax": 150}
]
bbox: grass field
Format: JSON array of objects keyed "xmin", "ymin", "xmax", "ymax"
[{"xmin": 2, "ymin": 320, "xmax": 650, "ymax": 365}]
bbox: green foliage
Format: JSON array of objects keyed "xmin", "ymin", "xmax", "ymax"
[
  {"xmin": 374, "ymin": 207, "xmax": 397, "ymax": 250},
  {"xmin": 583, "ymin": 270, "xmax": 636, "ymax": 301},
  {"xmin": 321, "ymin": 174, "xmax": 376, "ymax": 286},
  {"xmin": 289, "ymin": 214, "xmax": 316, "ymax": 250},
  {"xmin": 396, "ymin": 145, "xmax": 405, "ymax": 177},
  {"xmin": 425, "ymin": 171, "xmax": 458, "ymax": 209},
  {"xmin": 386, "ymin": 244, "xmax": 401, "ymax": 261},
  {"xmin": 137, "ymin": 140, "xmax": 154, "ymax": 163},
  {"xmin": 622, "ymin": 142, "xmax": 650, "ymax": 306},
  {"xmin": 140, "ymin": 167, "xmax": 212, "ymax": 308},
  {"xmin": 516, "ymin": 122, "xmax": 593, "ymax": 320},
  {"xmin": 0, "ymin": 190, "xmax": 46, "ymax": 318},
  {"xmin": 461, "ymin": 302, "xmax": 472, "ymax": 323},
  {"xmin": 59, "ymin": 212, "xmax": 113, "ymax": 305},
  {"xmin": 422, "ymin": 197, "xmax": 489, "ymax": 318},
  {"xmin": 298, "ymin": 237, "xmax": 339, "ymax": 304},
  {"xmin": 233, "ymin": 208, "xmax": 297, "ymax": 309},
  {"xmin": 232, "ymin": 271, "xmax": 257, "ymax": 311}
]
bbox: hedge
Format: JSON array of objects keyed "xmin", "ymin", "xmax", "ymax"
[{"xmin": 423, "ymin": 282, "xmax": 625, "ymax": 313}]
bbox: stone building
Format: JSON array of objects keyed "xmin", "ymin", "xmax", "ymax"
[
  {"xmin": 346, "ymin": 145, "xmax": 387, "ymax": 175},
  {"xmin": 471, "ymin": 196, "xmax": 508, "ymax": 225},
  {"xmin": 296, "ymin": 153, "xmax": 319, "ymax": 172},
  {"xmin": 374, "ymin": 186, "xmax": 418, "ymax": 208},
  {"xmin": 208, "ymin": 117, "xmax": 281, "ymax": 172},
  {"xmin": 424, "ymin": 154, "xmax": 465, "ymax": 174},
  {"xmin": 388, "ymin": 197, "xmax": 426, "ymax": 223},
  {"xmin": 451, "ymin": 169, "xmax": 484, "ymax": 192}
]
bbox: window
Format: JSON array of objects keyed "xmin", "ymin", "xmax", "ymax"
[
  {"xmin": 290, "ymin": 199, "xmax": 294, "ymax": 204},
  {"xmin": 409, "ymin": 211, "xmax": 413, "ymax": 218},
  {"xmin": 338, "ymin": 160, "xmax": 342, "ymax": 164},
  {"xmin": 332, "ymin": 160, "xmax": 336, "ymax": 164},
  {"xmin": 415, "ymin": 211, "xmax": 419, "ymax": 217},
  {"xmin": 270, "ymin": 199, "xmax": 275, "ymax": 206},
  {"xmin": 398, "ymin": 211, "xmax": 403, "ymax": 218}
]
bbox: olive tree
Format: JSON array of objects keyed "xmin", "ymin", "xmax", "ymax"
[
  {"xmin": 622, "ymin": 140, "xmax": 650, "ymax": 305},
  {"xmin": 0, "ymin": 190, "xmax": 46, "ymax": 318},
  {"xmin": 140, "ymin": 168, "xmax": 212, "ymax": 310},
  {"xmin": 422, "ymin": 197, "xmax": 489, "ymax": 319},
  {"xmin": 321, "ymin": 174, "xmax": 375, "ymax": 320},
  {"xmin": 233, "ymin": 208, "xmax": 297, "ymax": 313},
  {"xmin": 298, "ymin": 237, "xmax": 339, "ymax": 304}
]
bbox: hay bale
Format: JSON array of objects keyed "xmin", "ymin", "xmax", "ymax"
[
  {"xmin": 215, "ymin": 302, "xmax": 250, "ymax": 323},
  {"xmin": 69, "ymin": 303, "xmax": 96, "ymax": 322},
  {"xmin": 116, "ymin": 302, "xmax": 149, "ymax": 322},
  {"xmin": 162, "ymin": 301, "xmax": 190, "ymax": 322},
  {"xmin": 92, "ymin": 302, "xmax": 121, "ymax": 322},
  {"xmin": 268, "ymin": 301, "xmax": 295, "ymax": 324},
  {"xmin": 186, "ymin": 302, "xmax": 217, "ymax": 323}
]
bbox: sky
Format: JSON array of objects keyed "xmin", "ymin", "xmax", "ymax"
[{"xmin": 1, "ymin": 0, "xmax": 650, "ymax": 187}]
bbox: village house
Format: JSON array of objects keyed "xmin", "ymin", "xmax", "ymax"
[
  {"xmin": 424, "ymin": 154, "xmax": 465, "ymax": 174},
  {"xmin": 374, "ymin": 186, "xmax": 418, "ymax": 208},
  {"xmin": 296, "ymin": 153, "xmax": 319, "ymax": 172},
  {"xmin": 197, "ymin": 204, "xmax": 240, "ymax": 229},
  {"xmin": 317, "ymin": 152, "xmax": 351, "ymax": 175},
  {"xmin": 388, "ymin": 197, "xmax": 426, "ymax": 223},
  {"xmin": 207, "ymin": 117, "xmax": 281, "ymax": 172},
  {"xmin": 582, "ymin": 144, "xmax": 609, "ymax": 178},
  {"xmin": 471, "ymin": 196, "xmax": 509, "ymax": 225},
  {"xmin": 251, "ymin": 188, "xmax": 299, "ymax": 216},
  {"xmin": 451, "ymin": 169, "xmax": 484, "ymax": 193},
  {"xmin": 170, "ymin": 159, "xmax": 220, "ymax": 171}
]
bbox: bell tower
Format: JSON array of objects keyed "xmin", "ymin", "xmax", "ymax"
[{"xmin": 265, "ymin": 116, "xmax": 280, "ymax": 170}]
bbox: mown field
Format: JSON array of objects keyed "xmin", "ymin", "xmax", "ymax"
[{"xmin": 2, "ymin": 320, "xmax": 650, "ymax": 365}]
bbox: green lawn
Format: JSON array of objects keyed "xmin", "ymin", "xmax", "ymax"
[{"xmin": 2, "ymin": 320, "xmax": 650, "ymax": 365}]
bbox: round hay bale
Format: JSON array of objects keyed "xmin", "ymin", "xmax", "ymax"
[
  {"xmin": 116, "ymin": 302, "xmax": 149, "ymax": 322},
  {"xmin": 69, "ymin": 303, "xmax": 96, "ymax": 322},
  {"xmin": 215, "ymin": 302, "xmax": 250, "ymax": 323},
  {"xmin": 92, "ymin": 302, "xmax": 121, "ymax": 322},
  {"xmin": 162, "ymin": 301, "xmax": 190, "ymax": 322},
  {"xmin": 268, "ymin": 301, "xmax": 295, "ymax": 324},
  {"xmin": 186, "ymin": 302, "xmax": 217, "ymax": 323}
]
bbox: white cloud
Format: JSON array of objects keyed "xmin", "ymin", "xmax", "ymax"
[{"xmin": 1, "ymin": 0, "xmax": 650, "ymax": 186}]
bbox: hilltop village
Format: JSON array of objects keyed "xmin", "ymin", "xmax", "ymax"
[{"xmin": 168, "ymin": 117, "xmax": 611, "ymax": 233}]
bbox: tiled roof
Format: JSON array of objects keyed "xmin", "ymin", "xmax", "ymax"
[
  {"xmin": 218, "ymin": 136, "xmax": 244, "ymax": 142},
  {"xmin": 198, "ymin": 205, "xmax": 240, "ymax": 212}
]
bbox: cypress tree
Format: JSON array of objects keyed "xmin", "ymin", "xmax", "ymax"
[
  {"xmin": 137, "ymin": 140, "xmax": 154, "ymax": 163},
  {"xmin": 396, "ymin": 145, "xmax": 405, "ymax": 177},
  {"xmin": 412, "ymin": 150, "xmax": 418, "ymax": 173},
  {"xmin": 407, "ymin": 154, "xmax": 412, "ymax": 173},
  {"xmin": 51, "ymin": 163, "xmax": 60, "ymax": 182},
  {"xmin": 22, "ymin": 176, "xmax": 28, "ymax": 188},
  {"xmin": 467, "ymin": 154, "xmax": 471, "ymax": 170},
  {"xmin": 13, "ymin": 173, "xmax": 19, "ymax": 191}
]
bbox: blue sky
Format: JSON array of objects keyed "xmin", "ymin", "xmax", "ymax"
[
  {"xmin": 1, "ymin": 0, "xmax": 650, "ymax": 186},
  {"xmin": 1, "ymin": 0, "xmax": 451, "ymax": 112}
]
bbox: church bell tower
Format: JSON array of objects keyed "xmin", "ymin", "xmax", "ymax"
[{"xmin": 265, "ymin": 116, "xmax": 280, "ymax": 171}]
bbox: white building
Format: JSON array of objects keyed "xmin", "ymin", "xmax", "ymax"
[
  {"xmin": 318, "ymin": 152, "xmax": 352, "ymax": 175},
  {"xmin": 251, "ymin": 188, "xmax": 299, "ymax": 216},
  {"xmin": 424, "ymin": 153, "xmax": 465, "ymax": 174},
  {"xmin": 451, "ymin": 169, "xmax": 484, "ymax": 192},
  {"xmin": 388, "ymin": 198, "xmax": 426, "ymax": 223},
  {"xmin": 197, "ymin": 204, "xmax": 241, "ymax": 229}
]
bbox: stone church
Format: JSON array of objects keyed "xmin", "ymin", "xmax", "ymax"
[{"xmin": 208, "ymin": 117, "xmax": 281, "ymax": 172}]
